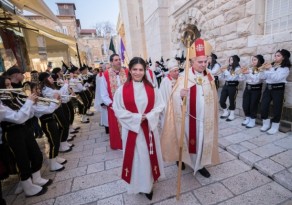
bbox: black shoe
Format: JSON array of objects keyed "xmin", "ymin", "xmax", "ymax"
[
  {"xmin": 81, "ymin": 120, "xmax": 90, "ymax": 124},
  {"xmin": 42, "ymin": 179, "xmax": 53, "ymax": 187},
  {"xmin": 145, "ymin": 190, "xmax": 153, "ymax": 200},
  {"xmin": 176, "ymin": 161, "xmax": 185, "ymax": 170},
  {"xmin": 74, "ymin": 127, "xmax": 81, "ymax": 130},
  {"xmin": 198, "ymin": 167, "xmax": 210, "ymax": 178},
  {"xmin": 26, "ymin": 186, "xmax": 48, "ymax": 198},
  {"xmin": 59, "ymin": 147, "xmax": 72, "ymax": 153},
  {"xmin": 86, "ymin": 112, "xmax": 94, "ymax": 116},
  {"xmin": 105, "ymin": 126, "xmax": 109, "ymax": 134},
  {"xmin": 220, "ymin": 116, "xmax": 228, "ymax": 119},
  {"xmin": 70, "ymin": 130, "xmax": 79, "ymax": 134}
]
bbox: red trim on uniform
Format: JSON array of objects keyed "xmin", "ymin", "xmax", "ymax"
[{"xmin": 121, "ymin": 81, "xmax": 160, "ymax": 183}]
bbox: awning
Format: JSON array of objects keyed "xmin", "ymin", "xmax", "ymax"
[
  {"xmin": 8, "ymin": 0, "xmax": 62, "ymax": 26},
  {"xmin": 10, "ymin": 14, "xmax": 76, "ymax": 46}
]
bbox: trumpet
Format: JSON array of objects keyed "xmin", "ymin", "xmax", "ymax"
[
  {"xmin": 0, "ymin": 88, "xmax": 60, "ymax": 104},
  {"xmin": 214, "ymin": 65, "xmax": 228, "ymax": 76},
  {"xmin": 257, "ymin": 62, "xmax": 281, "ymax": 72}
]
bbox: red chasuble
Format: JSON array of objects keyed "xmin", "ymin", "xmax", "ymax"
[
  {"xmin": 103, "ymin": 69, "xmax": 128, "ymax": 150},
  {"xmin": 121, "ymin": 81, "xmax": 161, "ymax": 184}
]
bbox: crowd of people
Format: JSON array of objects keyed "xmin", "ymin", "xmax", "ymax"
[{"xmin": 0, "ymin": 37, "xmax": 291, "ymax": 203}]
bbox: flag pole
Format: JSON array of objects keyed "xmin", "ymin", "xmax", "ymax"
[{"xmin": 176, "ymin": 29, "xmax": 196, "ymax": 200}]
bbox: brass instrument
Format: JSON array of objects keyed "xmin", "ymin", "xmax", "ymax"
[
  {"xmin": 258, "ymin": 62, "xmax": 280, "ymax": 72},
  {"xmin": 53, "ymin": 81, "xmax": 81, "ymax": 87},
  {"xmin": 0, "ymin": 88, "xmax": 60, "ymax": 104},
  {"xmin": 214, "ymin": 65, "xmax": 228, "ymax": 76}
]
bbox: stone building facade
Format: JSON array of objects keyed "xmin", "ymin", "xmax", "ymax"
[
  {"xmin": 25, "ymin": 3, "xmax": 113, "ymax": 68},
  {"xmin": 118, "ymin": 0, "xmax": 292, "ymax": 127}
]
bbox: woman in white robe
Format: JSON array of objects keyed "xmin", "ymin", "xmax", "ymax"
[{"xmin": 113, "ymin": 57, "xmax": 165, "ymax": 200}]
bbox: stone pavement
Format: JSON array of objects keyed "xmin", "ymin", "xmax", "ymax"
[{"xmin": 2, "ymin": 113, "xmax": 292, "ymax": 205}]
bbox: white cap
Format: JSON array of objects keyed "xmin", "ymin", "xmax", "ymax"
[{"xmin": 167, "ymin": 58, "xmax": 179, "ymax": 71}]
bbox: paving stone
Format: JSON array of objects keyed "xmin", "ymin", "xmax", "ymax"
[
  {"xmin": 255, "ymin": 159, "xmax": 286, "ymax": 177},
  {"xmin": 218, "ymin": 138, "xmax": 233, "ymax": 148},
  {"xmin": 162, "ymin": 164, "xmax": 193, "ymax": 181},
  {"xmin": 222, "ymin": 169, "xmax": 271, "ymax": 195},
  {"xmin": 4, "ymin": 195, "xmax": 16, "ymax": 205},
  {"xmin": 219, "ymin": 127, "xmax": 243, "ymax": 137},
  {"xmin": 93, "ymin": 147, "xmax": 107, "ymax": 155},
  {"xmin": 12, "ymin": 179, "xmax": 72, "ymax": 205},
  {"xmin": 242, "ymin": 127, "xmax": 265, "ymax": 137},
  {"xmin": 219, "ymin": 151, "xmax": 237, "ymax": 163},
  {"xmin": 155, "ymin": 192, "xmax": 200, "ymax": 205},
  {"xmin": 72, "ymin": 167, "xmax": 121, "ymax": 191},
  {"xmin": 240, "ymin": 141, "xmax": 258, "ymax": 150},
  {"xmin": 225, "ymin": 132, "xmax": 256, "ymax": 144},
  {"xmin": 78, "ymin": 153, "xmax": 106, "ymax": 167},
  {"xmin": 54, "ymin": 166, "xmax": 87, "ymax": 182},
  {"xmin": 250, "ymin": 144, "xmax": 286, "ymax": 158},
  {"xmin": 30, "ymin": 199, "xmax": 55, "ymax": 205},
  {"xmin": 193, "ymin": 182, "xmax": 234, "ymax": 205},
  {"xmin": 74, "ymin": 139, "xmax": 96, "ymax": 147},
  {"xmin": 196, "ymin": 160, "xmax": 251, "ymax": 185},
  {"xmin": 273, "ymin": 136, "xmax": 292, "ymax": 149},
  {"xmin": 123, "ymin": 173, "xmax": 201, "ymax": 205},
  {"xmin": 218, "ymin": 182, "xmax": 292, "ymax": 205},
  {"xmin": 239, "ymin": 151, "xmax": 263, "ymax": 166},
  {"xmin": 61, "ymin": 158, "xmax": 79, "ymax": 169},
  {"xmin": 271, "ymin": 150, "xmax": 292, "ymax": 168},
  {"xmin": 249, "ymin": 134, "xmax": 287, "ymax": 146},
  {"xmin": 105, "ymin": 158, "xmax": 123, "ymax": 170},
  {"xmin": 105, "ymin": 150, "xmax": 123, "ymax": 161},
  {"xmin": 274, "ymin": 170, "xmax": 292, "ymax": 191},
  {"xmin": 54, "ymin": 180, "xmax": 127, "ymax": 205},
  {"xmin": 96, "ymin": 194, "xmax": 124, "ymax": 205},
  {"xmin": 63, "ymin": 148, "xmax": 93, "ymax": 160},
  {"xmin": 87, "ymin": 162, "xmax": 105, "ymax": 174},
  {"xmin": 218, "ymin": 147, "xmax": 225, "ymax": 152},
  {"xmin": 219, "ymin": 122, "xmax": 231, "ymax": 130},
  {"xmin": 226, "ymin": 144, "xmax": 248, "ymax": 156}
]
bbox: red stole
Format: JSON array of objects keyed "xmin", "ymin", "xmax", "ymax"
[
  {"xmin": 103, "ymin": 69, "xmax": 128, "ymax": 150},
  {"xmin": 121, "ymin": 81, "xmax": 160, "ymax": 184},
  {"xmin": 188, "ymin": 69, "xmax": 214, "ymax": 154},
  {"xmin": 167, "ymin": 74, "xmax": 172, "ymax": 80}
]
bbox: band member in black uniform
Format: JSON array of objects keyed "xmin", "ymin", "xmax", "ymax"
[
  {"xmin": 0, "ymin": 77, "xmax": 50, "ymax": 197},
  {"xmin": 69, "ymin": 67, "xmax": 90, "ymax": 123},
  {"xmin": 219, "ymin": 55, "xmax": 241, "ymax": 121},
  {"xmin": 207, "ymin": 53, "xmax": 220, "ymax": 90},
  {"xmin": 241, "ymin": 55, "xmax": 265, "ymax": 128},
  {"xmin": 39, "ymin": 72, "xmax": 73, "ymax": 153},
  {"xmin": 52, "ymin": 68, "xmax": 80, "ymax": 135},
  {"xmin": 260, "ymin": 49, "xmax": 291, "ymax": 134},
  {"xmin": 79, "ymin": 66, "xmax": 94, "ymax": 116},
  {"xmin": 154, "ymin": 61, "xmax": 163, "ymax": 87},
  {"xmin": 30, "ymin": 82, "xmax": 66, "ymax": 171}
]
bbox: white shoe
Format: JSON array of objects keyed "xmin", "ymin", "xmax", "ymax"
[
  {"xmin": 56, "ymin": 156, "xmax": 67, "ymax": 164},
  {"xmin": 14, "ymin": 182, "xmax": 23, "ymax": 194},
  {"xmin": 260, "ymin": 119, "xmax": 271, "ymax": 132},
  {"xmin": 21, "ymin": 178, "xmax": 45, "ymax": 197},
  {"xmin": 246, "ymin": 118, "xmax": 256, "ymax": 128},
  {"xmin": 32, "ymin": 170, "xmax": 51, "ymax": 187},
  {"xmin": 242, "ymin": 117, "xmax": 251, "ymax": 125},
  {"xmin": 50, "ymin": 158, "xmax": 65, "ymax": 172},
  {"xmin": 226, "ymin": 111, "xmax": 235, "ymax": 121},
  {"xmin": 267, "ymin": 123, "xmax": 280, "ymax": 135},
  {"xmin": 65, "ymin": 141, "xmax": 73, "ymax": 148},
  {"xmin": 220, "ymin": 109, "xmax": 229, "ymax": 119},
  {"xmin": 59, "ymin": 142, "xmax": 71, "ymax": 152}
]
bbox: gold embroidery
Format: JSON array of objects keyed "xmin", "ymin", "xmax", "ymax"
[
  {"xmin": 154, "ymin": 166, "xmax": 158, "ymax": 175},
  {"xmin": 205, "ymin": 94, "xmax": 214, "ymax": 105},
  {"xmin": 124, "ymin": 168, "xmax": 129, "ymax": 177}
]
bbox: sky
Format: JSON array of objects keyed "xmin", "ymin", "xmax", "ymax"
[{"xmin": 44, "ymin": 0, "xmax": 119, "ymax": 29}]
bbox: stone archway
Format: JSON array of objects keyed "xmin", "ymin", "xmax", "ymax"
[{"xmin": 171, "ymin": 7, "xmax": 210, "ymax": 56}]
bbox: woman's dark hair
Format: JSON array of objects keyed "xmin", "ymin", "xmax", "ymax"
[
  {"xmin": 229, "ymin": 55, "xmax": 241, "ymax": 71},
  {"xmin": 38, "ymin": 72, "xmax": 55, "ymax": 91},
  {"xmin": 275, "ymin": 49, "xmax": 291, "ymax": 68},
  {"xmin": 126, "ymin": 57, "xmax": 153, "ymax": 87},
  {"xmin": 208, "ymin": 53, "xmax": 220, "ymax": 69},
  {"xmin": 253, "ymin": 54, "xmax": 265, "ymax": 67},
  {"xmin": 0, "ymin": 76, "xmax": 8, "ymax": 89}
]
